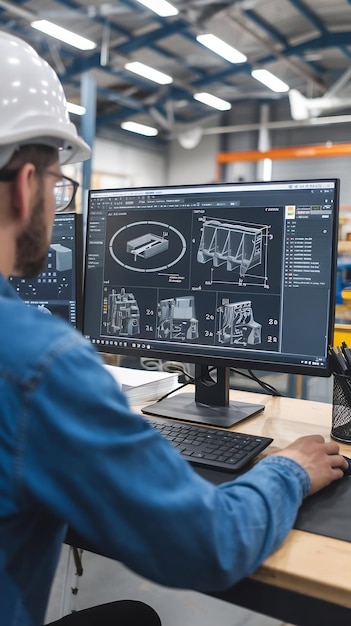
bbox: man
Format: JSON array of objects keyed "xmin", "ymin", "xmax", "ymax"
[{"xmin": 0, "ymin": 30, "xmax": 347, "ymax": 626}]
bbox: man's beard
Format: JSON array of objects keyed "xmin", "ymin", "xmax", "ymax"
[{"xmin": 13, "ymin": 194, "xmax": 49, "ymax": 279}]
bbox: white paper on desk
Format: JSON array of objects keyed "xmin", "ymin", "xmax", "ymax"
[{"xmin": 103, "ymin": 364, "xmax": 179, "ymax": 403}]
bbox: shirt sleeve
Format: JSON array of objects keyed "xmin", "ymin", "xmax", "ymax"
[{"xmin": 18, "ymin": 335, "xmax": 309, "ymax": 593}]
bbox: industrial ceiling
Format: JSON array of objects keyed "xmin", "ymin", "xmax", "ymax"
[{"xmin": 1, "ymin": 0, "xmax": 351, "ymax": 142}]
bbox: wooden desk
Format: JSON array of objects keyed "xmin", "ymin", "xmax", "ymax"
[{"xmin": 137, "ymin": 389, "xmax": 351, "ymax": 626}]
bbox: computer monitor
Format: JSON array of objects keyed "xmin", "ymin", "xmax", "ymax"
[
  {"xmin": 10, "ymin": 212, "xmax": 83, "ymax": 329},
  {"xmin": 83, "ymin": 180, "xmax": 339, "ymax": 427}
]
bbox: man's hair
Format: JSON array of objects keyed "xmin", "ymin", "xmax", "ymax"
[{"xmin": 0, "ymin": 144, "xmax": 58, "ymax": 176}]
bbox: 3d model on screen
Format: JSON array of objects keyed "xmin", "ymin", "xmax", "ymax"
[
  {"xmin": 106, "ymin": 288, "xmax": 140, "ymax": 336},
  {"xmin": 218, "ymin": 300, "xmax": 262, "ymax": 346},
  {"xmin": 157, "ymin": 296, "xmax": 199, "ymax": 341},
  {"xmin": 126, "ymin": 233, "xmax": 169, "ymax": 259},
  {"xmin": 197, "ymin": 219, "xmax": 269, "ymax": 285},
  {"xmin": 37, "ymin": 304, "xmax": 52, "ymax": 315},
  {"xmin": 49, "ymin": 244, "xmax": 73, "ymax": 272},
  {"xmin": 109, "ymin": 221, "xmax": 186, "ymax": 273}
]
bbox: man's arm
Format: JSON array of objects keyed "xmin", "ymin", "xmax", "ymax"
[
  {"xmin": 270, "ymin": 435, "xmax": 347, "ymax": 494},
  {"xmin": 19, "ymin": 335, "xmax": 345, "ymax": 592}
]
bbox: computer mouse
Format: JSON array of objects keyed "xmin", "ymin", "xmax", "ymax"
[{"xmin": 342, "ymin": 456, "xmax": 351, "ymax": 476}]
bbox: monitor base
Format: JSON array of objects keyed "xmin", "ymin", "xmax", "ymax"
[{"xmin": 141, "ymin": 392, "xmax": 265, "ymax": 428}]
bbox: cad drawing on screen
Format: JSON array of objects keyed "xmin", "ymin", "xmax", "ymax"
[
  {"xmin": 197, "ymin": 218, "xmax": 270, "ymax": 288},
  {"xmin": 109, "ymin": 221, "xmax": 186, "ymax": 272}
]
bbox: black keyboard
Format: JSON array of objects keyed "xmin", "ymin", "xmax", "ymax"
[{"xmin": 146, "ymin": 417, "xmax": 273, "ymax": 473}]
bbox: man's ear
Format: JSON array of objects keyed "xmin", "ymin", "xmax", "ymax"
[{"xmin": 12, "ymin": 163, "xmax": 38, "ymax": 223}]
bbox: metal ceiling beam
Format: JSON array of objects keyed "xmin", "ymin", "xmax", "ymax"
[
  {"xmin": 287, "ymin": 0, "xmax": 328, "ymax": 35},
  {"xmin": 97, "ymin": 86, "xmax": 146, "ymax": 112},
  {"xmin": 243, "ymin": 8, "xmax": 289, "ymax": 47},
  {"xmin": 288, "ymin": 0, "xmax": 351, "ymax": 63},
  {"xmin": 286, "ymin": 31, "xmax": 351, "ymax": 56},
  {"xmin": 227, "ymin": 13, "xmax": 325, "ymax": 94},
  {"xmin": 116, "ymin": 20, "xmax": 189, "ymax": 55},
  {"xmin": 58, "ymin": 0, "xmax": 185, "ymax": 64},
  {"xmin": 0, "ymin": 0, "xmax": 33, "ymax": 20},
  {"xmin": 203, "ymin": 113, "xmax": 351, "ymax": 135},
  {"xmin": 192, "ymin": 62, "xmax": 253, "ymax": 88},
  {"xmin": 243, "ymin": 6, "xmax": 323, "ymax": 75},
  {"xmin": 324, "ymin": 67, "xmax": 351, "ymax": 98},
  {"xmin": 117, "ymin": 0, "xmax": 196, "ymax": 61},
  {"xmin": 341, "ymin": 46, "xmax": 351, "ymax": 61},
  {"xmin": 54, "ymin": 0, "xmax": 130, "ymax": 37}
]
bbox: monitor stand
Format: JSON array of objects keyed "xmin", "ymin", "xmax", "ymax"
[{"xmin": 141, "ymin": 364, "xmax": 265, "ymax": 428}]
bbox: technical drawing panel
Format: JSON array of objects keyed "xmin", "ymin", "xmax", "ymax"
[
  {"xmin": 126, "ymin": 233, "xmax": 169, "ymax": 259},
  {"xmin": 157, "ymin": 296, "xmax": 199, "ymax": 342},
  {"xmin": 102, "ymin": 285, "xmax": 155, "ymax": 341},
  {"xmin": 216, "ymin": 292, "xmax": 281, "ymax": 351},
  {"xmin": 155, "ymin": 289, "xmax": 218, "ymax": 345},
  {"xmin": 106, "ymin": 288, "xmax": 140, "ymax": 336},
  {"xmin": 197, "ymin": 220, "xmax": 265, "ymax": 276},
  {"xmin": 218, "ymin": 300, "xmax": 262, "ymax": 346},
  {"xmin": 104, "ymin": 211, "xmax": 193, "ymax": 290},
  {"xmin": 190, "ymin": 207, "xmax": 284, "ymax": 294}
]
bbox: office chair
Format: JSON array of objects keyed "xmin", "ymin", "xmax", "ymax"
[
  {"xmin": 49, "ymin": 599, "xmax": 161, "ymax": 625},
  {"xmin": 53, "ymin": 544, "xmax": 161, "ymax": 626}
]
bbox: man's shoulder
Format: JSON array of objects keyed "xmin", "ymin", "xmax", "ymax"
[{"xmin": 0, "ymin": 297, "xmax": 89, "ymax": 385}]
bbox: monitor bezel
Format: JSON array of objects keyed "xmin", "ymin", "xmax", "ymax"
[{"xmin": 73, "ymin": 211, "xmax": 84, "ymax": 331}]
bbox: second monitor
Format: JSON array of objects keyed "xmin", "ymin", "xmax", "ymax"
[{"xmin": 10, "ymin": 212, "xmax": 82, "ymax": 329}]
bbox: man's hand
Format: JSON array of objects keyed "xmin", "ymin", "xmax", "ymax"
[{"xmin": 271, "ymin": 435, "xmax": 348, "ymax": 495}]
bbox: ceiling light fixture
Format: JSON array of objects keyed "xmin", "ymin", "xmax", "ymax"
[
  {"xmin": 193, "ymin": 92, "xmax": 232, "ymax": 111},
  {"xmin": 67, "ymin": 102, "xmax": 86, "ymax": 116},
  {"xmin": 196, "ymin": 34, "xmax": 247, "ymax": 64},
  {"xmin": 121, "ymin": 121, "xmax": 159, "ymax": 136},
  {"xmin": 125, "ymin": 61, "xmax": 173, "ymax": 85},
  {"xmin": 251, "ymin": 69, "xmax": 289, "ymax": 93},
  {"xmin": 31, "ymin": 20, "xmax": 96, "ymax": 50},
  {"xmin": 135, "ymin": 0, "xmax": 178, "ymax": 17}
]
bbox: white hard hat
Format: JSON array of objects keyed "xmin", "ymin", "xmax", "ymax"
[{"xmin": 0, "ymin": 30, "xmax": 91, "ymax": 168}]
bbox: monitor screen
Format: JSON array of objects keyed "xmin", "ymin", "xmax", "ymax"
[
  {"xmin": 83, "ymin": 180, "xmax": 339, "ymax": 426},
  {"xmin": 10, "ymin": 212, "xmax": 83, "ymax": 329}
]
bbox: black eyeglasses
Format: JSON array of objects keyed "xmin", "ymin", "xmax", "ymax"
[
  {"xmin": 0, "ymin": 166, "xmax": 79, "ymax": 212},
  {"xmin": 44, "ymin": 170, "xmax": 79, "ymax": 212}
]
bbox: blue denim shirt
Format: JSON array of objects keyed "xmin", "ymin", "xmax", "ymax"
[{"xmin": 0, "ymin": 273, "xmax": 310, "ymax": 625}]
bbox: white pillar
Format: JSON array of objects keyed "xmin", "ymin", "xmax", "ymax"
[{"xmin": 257, "ymin": 103, "xmax": 272, "ymax": 181}]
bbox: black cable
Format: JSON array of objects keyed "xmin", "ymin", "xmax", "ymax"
[
  {"xmin": 154, "ymin": 365, "xmax": 284, "ymax": 405},
  {"xmin": 230, "ymin": 367, "xmax": 284, "ymax": 397},
  {"xmin": 154, "ymin": 366, "xmax": 216, "ymax": 404}
]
